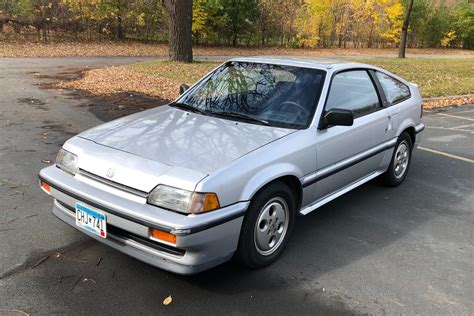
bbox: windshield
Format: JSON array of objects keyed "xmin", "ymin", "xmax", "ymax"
[{"xmin": 176, "ymin": 62, "xmax": 326, "ymax": 129}]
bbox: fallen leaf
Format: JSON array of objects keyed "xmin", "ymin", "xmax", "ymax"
[
  {"xmin": 1, "ymin": 42, "xmax": 472, "ymax": 59},
  {"xmin": 30, "ymin": 255, "xmax": 49, "ymax": 269},
  {"xmin": 82, "ymin": 278, "xmax": 96, "ymax": 284},
  {"xmin": 163, "ymin": 295, "xmax": 173, "ymax": 305}
]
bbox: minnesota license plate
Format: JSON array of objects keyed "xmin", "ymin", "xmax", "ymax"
[{"xmin": 75, "ymin": 203, "xmax": 107, "ymax": 238}]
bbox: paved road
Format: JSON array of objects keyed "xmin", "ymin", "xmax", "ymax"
[{"xmin": 0, "ymin": 58, "xmax": 473, "ymax": 315}]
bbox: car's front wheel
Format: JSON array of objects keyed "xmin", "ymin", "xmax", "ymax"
[
  {"xmin": 383, "ymin": 132, "xmax": 413, "ymax": 187},
  {"xmin": 236, "ymin": 182, "xmax": 296, "ymax": 269}
]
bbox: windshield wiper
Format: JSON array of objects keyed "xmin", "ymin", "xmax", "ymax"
[
  {"xmin": 210, "ymin": 111, "xmax": 270, "ymax": 126},
  {"xmin": 169, "ymin": 102, "xmax": 207, "ymax": 116}
]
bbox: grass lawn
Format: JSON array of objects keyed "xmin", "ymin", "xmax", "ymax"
[
  {"xmin": 129, "ymin": 60, "xmax": 219, "ymax": 84},
  {"xmin": 353, "ymin": 58, "xmax": 474, "ymax": 98},
  {"xmin": 57, "ymin": 57, "xmax": 473, "ymax": 109},
  {"xmin": 128, "ymin": 58, "xmax": 474, "ymax": 99}
]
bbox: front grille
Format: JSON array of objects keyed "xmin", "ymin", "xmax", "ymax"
[
  {"xmin": 78, "ymin": 169, "xmax": 149, "ymax": 198},
  {"xmin": 56, "ymin": 200, "xmax": 185, "ymax": 257}
]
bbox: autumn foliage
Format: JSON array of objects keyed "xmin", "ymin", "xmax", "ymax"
[{"xmin": 0, "ymin": 0, "xmax": 473, "ymax": 49}]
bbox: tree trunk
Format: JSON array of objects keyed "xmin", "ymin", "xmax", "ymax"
[
  {"xmin": 164, "ymin": 0, "xmax": 193, "ymax": 63},
  {"xmin": 367, "ymin": 24, "xmax": 374, "ymax": 48},
  {"xmin": 195, "ymin": 32, "xmax": 199, "ymax": 46},
  {"xmin": 232, "ymin": 34, "xmax": 237, "ymax": 47},
  {"xmin": 116, "ymin": 14, "xmax": 124, "ymax": 39},
  {"xmin": 398, "ymin": 0, "xmax": 414, "ymax": 58}
]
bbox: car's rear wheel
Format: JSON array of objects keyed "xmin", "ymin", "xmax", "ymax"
[
  {"xmin": 383, "ymin": 132, "xmax": 413, "ymax": 187},
  {"xmin": 236, "ymin": 182, "xmax": 296, "ymax": 269}
]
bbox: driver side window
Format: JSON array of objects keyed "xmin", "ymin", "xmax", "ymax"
[{"xmin": 326, "ymin": 70, "xmax": 381, "ymax": 118}]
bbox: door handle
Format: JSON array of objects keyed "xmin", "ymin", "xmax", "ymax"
[{"xmin": 385, "ymin": 116, "xmax": 392, "ymax": 132}]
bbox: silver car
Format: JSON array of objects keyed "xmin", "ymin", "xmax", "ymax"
[{"xmin": 39, "ymin": 57, "xmax": 424, "ymax": 274}]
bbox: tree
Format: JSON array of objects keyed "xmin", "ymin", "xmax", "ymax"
[
  {"xmin": 192, "ymin": 0, "xmax": 228, "ymax": 45},
  {"xmin": 0, "ymin": 0, "xmax": 471, "ymax": 50},
  {"xmin": 453, "ymin": 1, "xmax": 474, "ymax": 49},
  {"xmin": 424, "ymin": 5, "xmax": 454, "ymax": 48},
  {"xmin": 405, "ymin": 0, "xmax": 429, "ymax": 47},
  {"xmin": 222, "ymin": 0, "xmax": 259, "ymax": 47},
  {"xmin": 164, "ymin": 0, "xmax": 192, "ymax": 62},
  {"xmin": 398, "ymin": 0, "xmax": 413, "ymax": 58}
]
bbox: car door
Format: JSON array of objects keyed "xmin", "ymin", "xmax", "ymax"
[{"xmin": 312, "ymin": 69, "xmax": 392, "ymax": 201}]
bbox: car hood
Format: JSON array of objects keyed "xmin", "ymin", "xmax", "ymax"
[{"xmin": 79, "ymin": 106, "xmax": 295, "ymax": 174}]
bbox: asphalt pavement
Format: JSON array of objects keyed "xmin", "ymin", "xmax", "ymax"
[{"xmin": 0, "ymin": 57, "xmax": 473, "ymax": 315}]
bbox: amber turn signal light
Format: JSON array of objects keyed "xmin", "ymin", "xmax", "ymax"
[
  {"xmin": 150, "ymin": 228, "xmax": 177, "ymax": 244},
  {"xmin": 40, "ymin": 180, "xmax": 51, "ymax": 194},
  {"xmin": 189, "ymin": 192, "xmax": 220, "ymax": 214}
]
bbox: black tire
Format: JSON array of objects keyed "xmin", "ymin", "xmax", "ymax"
[
  {"xmin": 236, "ymin": 182, "xmax": 296, "ymax": 269},
  {"xmin": 383, "ymin": 132, "xmax": 413, "ymax": 187}
]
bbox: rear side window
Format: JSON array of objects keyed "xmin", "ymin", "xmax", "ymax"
[
  {"xmin": 375, "ymin": 72, "xmax": 411, "ymax": 104},
  {"xmin": 326, "ymin": 70, "xmax": 381, "ymax": 118}
]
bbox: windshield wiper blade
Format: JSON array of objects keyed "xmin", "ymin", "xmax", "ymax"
[
  {"xmin": 169, "ymin": 102, "xmax": 207, "ymax": 115},
  {"xmin": 211, "ymin": 111, "xmax": 270, "ymax": 126}
]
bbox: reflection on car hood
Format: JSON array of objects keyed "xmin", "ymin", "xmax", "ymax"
[{"xmin": 79, "ymin": 106, "xmax": 295, "ymax": 173}]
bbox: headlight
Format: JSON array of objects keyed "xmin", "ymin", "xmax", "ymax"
[
  {"xmin": 56, "ymin": 148, "xmax": 78, "ymax": 175},
  {"xmin": 148, "ymin": 185, "xmax": 220, "ymax": 214}
]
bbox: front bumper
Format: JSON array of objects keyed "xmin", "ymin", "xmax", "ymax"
[{"xmin": 39, "ymin": 166, "xmax": 248, "ymax": 274}]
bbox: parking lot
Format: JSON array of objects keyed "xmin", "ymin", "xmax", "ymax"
[{"xmin": 0, "ymin": 58, "xmax": 473, "ymax": 315}]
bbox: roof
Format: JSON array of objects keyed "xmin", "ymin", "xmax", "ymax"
[{"xmin": 229, "ymin": 56, "xmax": 370, "ymax": 71}]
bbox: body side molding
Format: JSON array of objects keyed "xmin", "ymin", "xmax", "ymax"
[{"xmin": 301, "ymin": 137, "xmax": 397, "ymax": 188}]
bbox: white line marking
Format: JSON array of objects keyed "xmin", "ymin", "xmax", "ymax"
[
  {"xmin": 437, "ymin": 113, "xmax": 474, "ymax": 122},
  {"xmin": 450, "ymin": 109, "xmax": 474, "ymax": 114},
  {"xmin": 452, "ymin": 123, "xmax": 474, "ymax": 129},
  {"xmin": 426, "ymin": 126, "xmax": 474, "ymax": 133},
  {"xmin": 418, "ymin": 146, "xmax": 474, "ymax": 164}
]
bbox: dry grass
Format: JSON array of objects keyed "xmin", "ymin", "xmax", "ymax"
[
  {"xmin": 1, "ymin": 40, "xmax": 474, "ymax": 58},
  {"xmin": 55, "ymin": 58, "xmax": 474, "ymax": 110},
  {"xmin": 354, "ymin": 58, "xmax": 474, "ymax": 98},
  {"xmin": 195, "ymin": 46, "xmax": 474, "ymax": 58},
  {"xmin": 128, "ymin": 60, "xmax": 218, "ymax": 83}
]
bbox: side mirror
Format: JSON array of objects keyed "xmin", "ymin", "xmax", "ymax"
[
  {"xmin": 179, "ymin": 84, "xmax": 190, "ymax": 95},
  {"xmin": 320, "ymin": 108, "xmax": 354, "ymax": 129}
]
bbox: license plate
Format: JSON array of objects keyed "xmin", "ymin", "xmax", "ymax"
[{"xmin": 75, "ymin": 203, "xmax": 107, "ymax": 238}]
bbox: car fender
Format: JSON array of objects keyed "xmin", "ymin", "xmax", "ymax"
[
  {"xmin": 239, "ymin": 162, "xmax": 303, "ymax": 202},
  {"xmin": 395, "ymin": 116, "xmax": 416, "ymax": 139}
]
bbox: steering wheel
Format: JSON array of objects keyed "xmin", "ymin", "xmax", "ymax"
[{"xmin": 277, "ymin": 101, "xmax": 310, "ymax": 119}]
